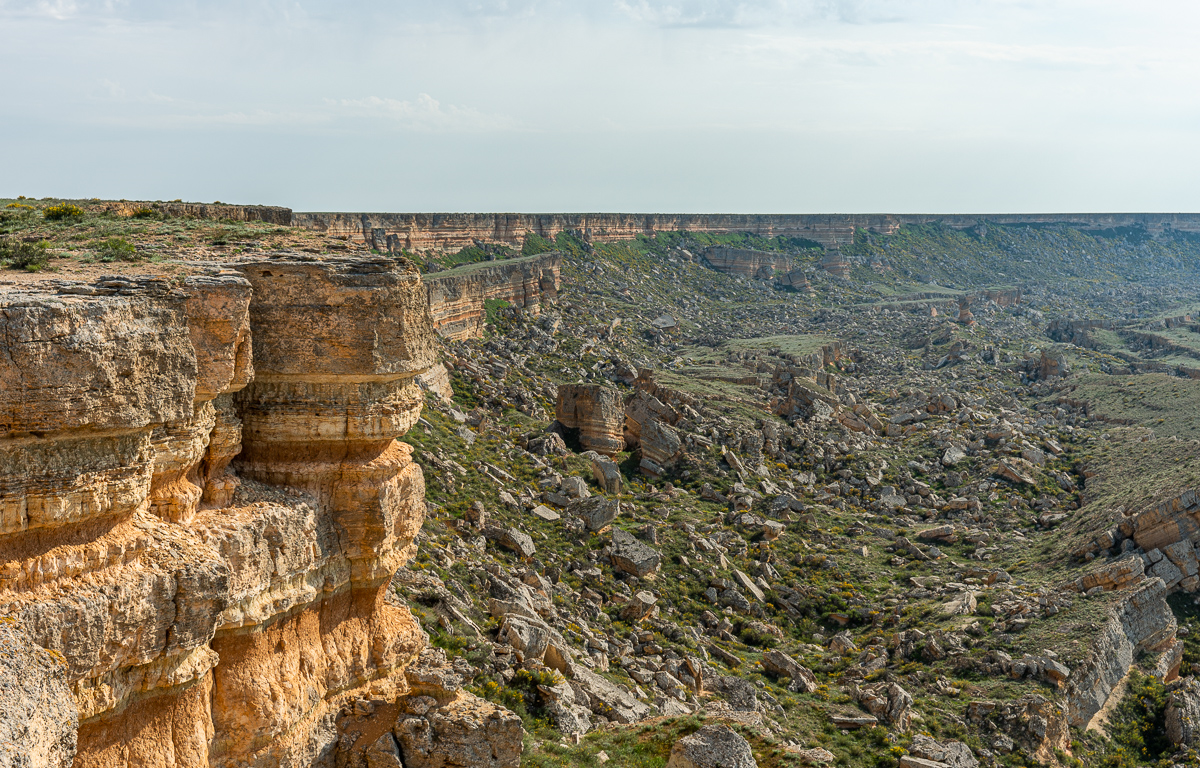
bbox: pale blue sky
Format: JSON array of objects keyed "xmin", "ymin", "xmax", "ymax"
[{"xmin": 2, "ymin": 0, "xmax": 1197, "ymax": 212}]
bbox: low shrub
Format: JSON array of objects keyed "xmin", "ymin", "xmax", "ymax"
[
  {"xmin": 93, "ymin": 237, "xmax": 139, "ymax": 262},
  {"xmin": 43, "ymin": 203, "xmax": 84, "ymax": 220},
  {"xmin": 131, "ymin": 207, "xmax": 159, "ymax": 219},
  {"xmin": 0, "ymin": 239, "xmax": 50, "ymax": 271}
]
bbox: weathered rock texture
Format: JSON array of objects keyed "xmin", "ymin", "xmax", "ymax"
[
  {"xmin": 0, "ymin": 617, "xmax": 77, "ymax": 768},
  {"xmin": 101, "ymin": 201, "xmax": 291, "ymax": 225},
  {"xmin": 424, "ymin": 252, "xmax": 561, "ymax": 340},
  {"xmin": 701, "ymin": 247, "xmax": 791, "ymax": 279},
  {"xmin": 0, "ymin": 258, "xmax": 513, "ymax": 768},
  {"xmin": 555, "ymin": 384, "xmax": 626, "ymax": 456},
  {"xmin": 293, "ymin": 212, "xmax": 1200, "ymax": 252},
  {"xmin": 1066, "ymin": 577, "xmax": 1178, "ymax": 727}
]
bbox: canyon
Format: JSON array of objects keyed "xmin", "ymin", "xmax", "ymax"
[{"xmin": 8, "ymin": 201, "xmax": 1200, "ymax": 767}]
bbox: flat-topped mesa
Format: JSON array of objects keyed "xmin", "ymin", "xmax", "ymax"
[
  {"xmin": 101, "ymin": 200, "xmax": 292, "ymax": 225},
  {"xmin": 292, "ymin": 211, "xmax": 1200, "ymax": 252},
  {"xmin": 0, "ymin": 257, "xmax": 468, "ymax": 768},
  {"xmin": 424, "ymin": 251, "xmax": 561, "ymax": 340},
  {"xmin": 701, "ymin": 246, "xmax": 791, "ymax": 279}
]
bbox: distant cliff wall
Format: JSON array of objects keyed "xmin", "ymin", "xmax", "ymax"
[
  {"xmin": 292, "ymin": 212, "xmax": 1200, "ymax": 252},
  {"xmin": 424, "ymin": 252, "xmax": 562, "ymax": 340},
  {"xmin": 101, "ymin": 201, "xmax": 292, "ymax": 225}
]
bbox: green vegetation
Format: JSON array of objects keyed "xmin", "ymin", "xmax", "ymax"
[
  {"xmin": 485, "ymin": 298, "xmax": 512, "ymax": 328},
  {"xmin": 1083, "ymin": 673, "xmax": 1173, "ymax": 768},
  {"xmin": 92, "ymin": 237, "xmax": 140, "ymax": 262},
  {"xmin": 0, "ymin": 238, "xmax": 50, "ymax": 271},
  {"xmin": 523, "ymin": 232, "xmax": 557, "ymax": 256},
  {"xmin": 42, "ymin": 202, "xmax": 84, "ymax": 221}
]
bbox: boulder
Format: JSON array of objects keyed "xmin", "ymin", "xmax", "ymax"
[
  {"xmin": 855, "ymin": 682, "xmax": 913, "ymax": 731},
  {"xmin": 531, "ymin": 505, "xmax": 561, "ymax": 522},
  {"xmin": 942, "ymin": 446, "xmax": 967, "ymax": 466},
  {"xmin": 620, "ymin": 590, "xmax": 658, "ymax": 621},
  {"xmin": 561, "ymin": 476, "xmax": 591, "ymax": 499},
  {"xmin": 641, "ymin": 418, "xmax": 683, "ymax": 467},
  {"xmin": 571, "ymin": 496, "xmax": 620, "ymax": 531},
  {"xmin": 490, "ymin": 526, "xmax": 536, "ymax": 558},
  {"xmin": 760, "ymin": 650, "xmax": 818, "ymax": 693},
  {"xmin": 556, "ymin": 384, "xmax": 626, "ymax": 456},
  {"xmin": 570, "ymin": 667, "xmax": 652, "ymax": 723},
  {"xmin": 611, "ymin": 528, "xmax": 662, "ymax": 578},
  {"xmin": 908, "ymin": 734, "xmax": 979, "ymax": 768},
  {"xmin": 996, "ymin": 458, "xmax": 1037, "ymax": 486},
  {"xmin": 500, "ymin": 615, "xmax": 551, "ymax": 663},
  {"xmin": 393, "ymin": 692, "xmax": 524, "ymax": 768},
  {"xmin": 791, "ymin": 747, "xmax": 835, "ymax": 765},
  {"xmin": 592, "ymin": 457, "xmax": 623, "ymax": 495},
  {"xmin": 666, "ymin": 724, "xmax": 757, "ymax": 768}
]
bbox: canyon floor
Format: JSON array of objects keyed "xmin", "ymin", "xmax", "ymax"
[{"xmin": 5, "ymin": 199, "xmax": 1200, "ymax": 768}]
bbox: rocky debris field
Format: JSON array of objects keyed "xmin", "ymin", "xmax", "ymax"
[
  {"xmin": 9, "ymin": 204, "xmax": 1200, "ymax": 767},
  {"xmin": 392, "ymin": 225, "xmax": 1200, "ymax": 767}
]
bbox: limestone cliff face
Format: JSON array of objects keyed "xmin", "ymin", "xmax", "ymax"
[
  {"xmin": 293, "ymin": 211, "xmax": 1200, "ymax": 253},
  {"xmin": 1066, "ymin": 576, "xmax": 1178, "ymax": 728},
  {"xmin": 424, "ymin": 252, "xmax": 561, "ymax": 340},
  {"xmin": 0, "ymin": 258, "xmax": 507, "ymax": 768}
]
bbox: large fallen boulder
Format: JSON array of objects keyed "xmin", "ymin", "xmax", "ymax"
[
  {"xmin": 556, "ymin": 383, "xmax": 625, "ymax": 456},
  {"xmin": 570, "ymin": 496, "xmax": 621, "ymax": 531},
  {"xmin": 611, "ymin": 528, "xmax": 662, "ymax": 578},
  {"xmin": 570, "ymin": 667, "xmax": 652, "ymax": 724},
  {"xmin": 666, "ymin": 724, "xmax": 757, "ymax": 768},
  {"xmin": 760, "ymin": 650, "xmax": 818, "ymax": 693}
]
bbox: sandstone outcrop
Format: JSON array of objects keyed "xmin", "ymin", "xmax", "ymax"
[
  {"xmin": 0, "ymin": 257, "xmax": 517, "ymax": 768},
  {"xmin": 555, "ymin": 384, "xmax": 626, "ymax": 456},
  {"xmin": 701, "ymin": 247, "xmax": 791, "ymax": 279},
  {"xmin": 424, "ymin": 252, "xmax": 561, "ymax": 340}
]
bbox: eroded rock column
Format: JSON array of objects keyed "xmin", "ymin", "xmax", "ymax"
[{"xmin": 208, "ymin": 257, "xmax": 436, "ymax": 766}]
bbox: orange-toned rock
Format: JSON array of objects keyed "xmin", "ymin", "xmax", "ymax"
[
  {"xmin": 0, "ymin": 257, "xmax": 516, "ymax": 768},
  {"xmin": 425, "ymin": 252, "xmax": 561, "ymax": 340},
  {"xmin": 555, "ymin": 384, "xmax": 626, "ymax": 456}
]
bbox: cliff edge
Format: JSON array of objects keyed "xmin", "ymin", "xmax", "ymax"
[{"xmin": 0, "ymin": 256, "xmax": 521, "ymax": 768}]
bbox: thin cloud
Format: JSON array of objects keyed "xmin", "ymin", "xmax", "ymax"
[{"xmin": 334, "ymin": 94, "xmax": 521, "ymax": 132}]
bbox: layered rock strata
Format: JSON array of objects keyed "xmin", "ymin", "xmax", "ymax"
[
  {"xmin": 554, "ymin": 384, "xmax": 626, "ymax": 456},
  {"xmin": 0, "ymin": 258, "xmax": 513, "ymax": 768},
  {"xmin": 701, "ymin": 247, "xmax": 791, "ymax": 279},
  {"xmin": 424, "ymin": 252, "xmax": 561, "ymax": 340},
  {"xmin": 101, "ymin": 201, "xmax": 291, "ymax": 225},
  {"xmin": 1066, "ymin": 576, "xmax": 1178, "ymax": 727},
  {"xmin": 293, "ymin": 212, "xmax": 1200, "ymax": 252}
]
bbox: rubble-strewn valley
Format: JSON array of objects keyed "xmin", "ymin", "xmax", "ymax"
[{"xmin": 6, "ymin": 199, "xmax": 1200, "ymax": 768}]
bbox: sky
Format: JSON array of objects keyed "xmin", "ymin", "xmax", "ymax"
[{"xmin": 2, "ymin": 0, "xmax": 1198, "ymax": 213}]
